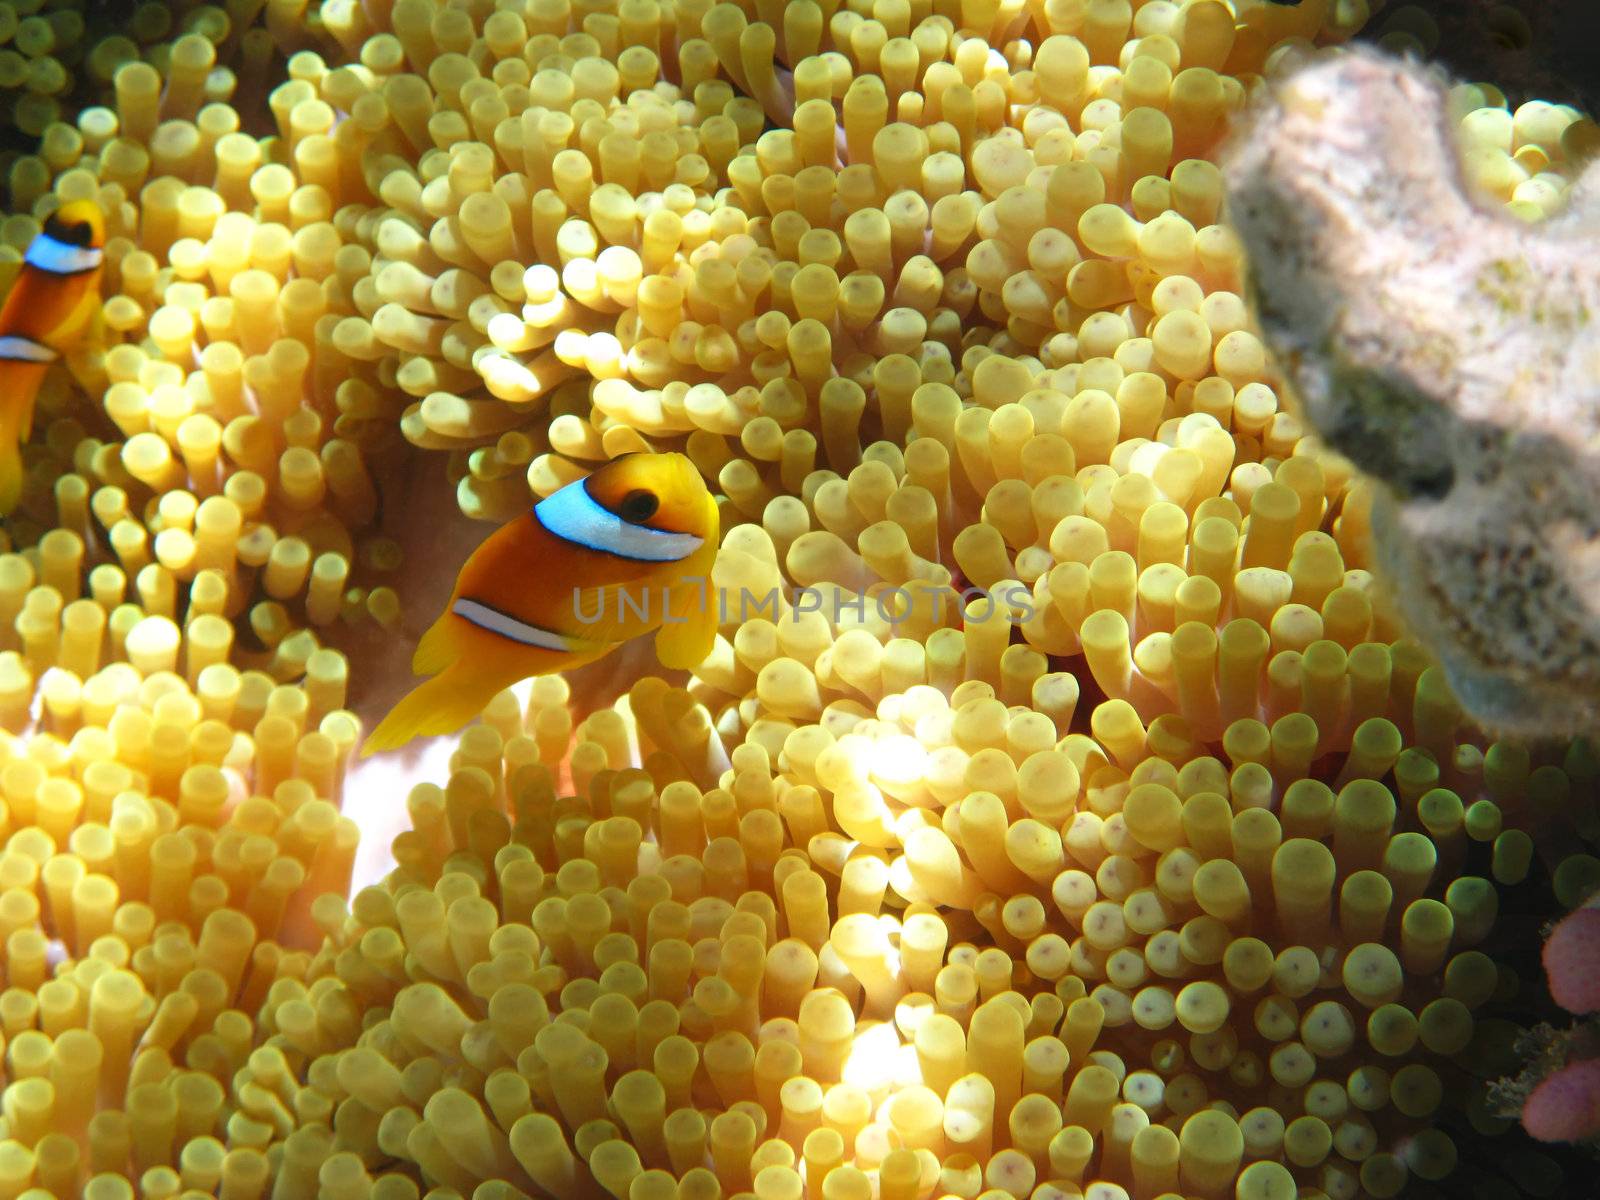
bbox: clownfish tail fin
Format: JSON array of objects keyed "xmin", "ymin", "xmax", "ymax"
[{"xmin": 359, "ymin": 667, "xmax": 497, "ymax": 758}]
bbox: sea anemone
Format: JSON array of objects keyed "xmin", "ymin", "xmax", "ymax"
[{"xmin": 0, "ymin": 0, "xmax": 1587, "ymax": 1198}]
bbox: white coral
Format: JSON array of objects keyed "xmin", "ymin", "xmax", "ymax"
[{"xmin": 1223, "ymin": 47, "xmax": 1600, "ymax": 736}]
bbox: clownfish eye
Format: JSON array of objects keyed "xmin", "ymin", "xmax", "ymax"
[
  {"xmin": 617, "ymin": 489, "xmax": 659, "ymax": 523},
  {"xmin": 43, "ymin": 215, "xmax": 91, "ymax": 247}
]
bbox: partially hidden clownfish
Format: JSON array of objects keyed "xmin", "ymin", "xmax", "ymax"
[
  {"xmin": 0, "ymin": 199, "xmax": 106, "ymax": 516},
  {"xmin": 361, "ymin": 452, "xmax": 721, "ymax": 756}
]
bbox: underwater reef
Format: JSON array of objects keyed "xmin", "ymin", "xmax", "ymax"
[
  {"xmin": 1223, "ymin": 46, "xmax": 1600, "ymax": 741},
  {"xmin": 0, "ymin": 1, "xmax": 1593, "ymax": 1199}
]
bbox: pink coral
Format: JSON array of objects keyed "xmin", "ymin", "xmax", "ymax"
[
  {"xmin": 1545, "ymin": 907, "xmax": 1600, "ymax": 1015},
  {"xmin": 1523, "ymin": 1058, "xmax": 1600, "ymax": 1143},
  {"xmin": 1512, "ymin": 904, "xmax": 1600, "ymax": 1143}
]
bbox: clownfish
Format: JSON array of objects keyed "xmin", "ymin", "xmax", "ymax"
[
  {"xmin": 361, "ymin": 452, "xmax": 721, "ymax": 756},
  {"xmin": 0, "ymin": 199, "xmax": 106, "ymax": 515}
]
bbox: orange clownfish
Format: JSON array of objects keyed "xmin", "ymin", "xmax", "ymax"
[
  {"xmin": 361, "ymin": 452, "xmax": 721, "ymax": 756},
  {"xmin": 0, "ymin": 199, "xmax": 106, "ymax": 515}
]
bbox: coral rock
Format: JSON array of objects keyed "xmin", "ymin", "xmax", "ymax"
[{"xmin": 1223, "ymin": 47, "xmax": 1600, "ymax": 738}]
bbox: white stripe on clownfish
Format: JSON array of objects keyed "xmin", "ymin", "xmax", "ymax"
[
  {"xmin": 534, "ymin": 477, "xmax": 705, "ymax": 562},
  {"xmin": 24, "ymin": 234, "xmax": 103, "ymax": 276},
  {"xmin": 0, "ymin": 336, "xmax": 58, "ymax": 363},
  {"xmin": 451, "ymin": 597, "xmax": 609, "ymax": 652}
]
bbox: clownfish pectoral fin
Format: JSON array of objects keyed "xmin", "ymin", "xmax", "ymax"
[
  {"xmin": 50, "ymin": 291, "xmax": 102, "ymax": 356},
  {"xmin": 80, "ymin": 294, "xmax": 106, "ymax": 343},
  {"xmin": 566, "ymin": 581, "xmax": 655, "ymax": 646},
  {"xmin": 653, "ymin": 577, "xmax": 720, "ymax": 670},
  {"xmin": 0, "ymin": 436, "xmax": 21, "ymax": 518},
  {"xmin": 0, "ymin": 386, "xmax": 32, "ymax": 516},
  {"xmin": 15, "ymin": 376, "xmax": 38, "ymax": 448}
]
